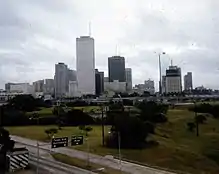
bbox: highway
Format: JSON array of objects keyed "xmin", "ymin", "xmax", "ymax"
[
  {"xmin": 12, "ymin": 135, "xmax": 176, "ymax": 174},
  {"xmin": 14, "ymin": 143, "xmax": 96, "ymax": 174}
]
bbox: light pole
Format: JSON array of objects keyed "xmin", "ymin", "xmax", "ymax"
[{"xmin": 155, "ymin": 52, "xmax": 166, "ymax": 95}]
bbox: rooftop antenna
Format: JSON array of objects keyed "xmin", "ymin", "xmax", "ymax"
[{"xmin": 89, "ymin": 21, "xmax": 91, "ymax": 36}]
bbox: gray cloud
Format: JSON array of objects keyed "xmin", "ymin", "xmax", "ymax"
[{"xmin": 0, "ymin": 0, "xmax": 219, "ymax": 90}]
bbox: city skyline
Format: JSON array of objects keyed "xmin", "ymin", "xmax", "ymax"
[{"xmin": 1, "ymin": 1, "xmax": 219, "ymax": 90}]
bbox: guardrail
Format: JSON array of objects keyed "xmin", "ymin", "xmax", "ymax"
[{"xmin": 29, "ymin": 153, "xmax": 96, "ymax": 174}]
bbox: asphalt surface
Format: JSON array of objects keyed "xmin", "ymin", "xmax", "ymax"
[{"xmin": 12, "ymin": 135, "xmax": 176, "ymax": 174}]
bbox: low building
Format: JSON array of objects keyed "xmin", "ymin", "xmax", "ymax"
[
  {"xmin": 144, "ymin": 79, "xmax": 155, "ymax": 94},
  {"xmin": 33, "ymin": 80, "xmax": 44, "ymax": 92},
  {"xmin": 10, "ymin": 83, "xmax": 34, "ymax": 95}
]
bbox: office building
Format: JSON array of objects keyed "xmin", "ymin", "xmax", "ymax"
[
  {"xmin": 104, "ymin": 80, "xmax": 127, "ymax": 93},
  {"xmin": 104, "ymin": 77, "xmax": 109, "ymax": 82},
  {"xmin": 184, "ymin": 72, "xmax": 193, "ymax": 91},
  {"xmin": 108, "ymin": 56, "xmax": 125, "ymax": 82},
  {"xmin": 162, "ymin": 75, "xmax": 166, "ymax": 94},
  {"xmin": 76, "ymin": 36, "xmax": 95, "ymax": 95},
  {"xmin": 33, "ymin": 80, "xmax": 44, "ymax": 92},
  {"xmin": 5, "ymin": 83, "xmax": 15, "ymax": 92},
  {"xmin": 69, "ymin": 81, "xmax": 80, "ymax": 97},
  {"xmin": 165, "ymin": 65, "xmax": 182, "ymax": 93},
  {"xmin": 54, "ymin": 63, "xmax": 68, "ymax": 98},
  {"xmin": 125, "ymin": 68, "xmax": 132, "ymax": 92},
  {"xmin": 144, "ymin": 79, "xmax": 155, "ymax": 94},
  {"xmin": 95, "ymin": 69, "xmax": 104, "ymax": 96},
  {"xmin": 10, "ymin": 83, "xmax": 34, "ymax": 94},
  {"xmin": 44, "ymin": 79, "xmax": 54, "ymax": 95},
  {"xmin": 68, "ymin": 69, "xmax": 77, "ymax": 82}
]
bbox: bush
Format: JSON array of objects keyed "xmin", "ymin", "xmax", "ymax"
[
  {"xmin": 63, "ymin": 109, "xmax": 94, "ymax": 126},
  {"xmin": 187, "ymin": 122, "xmax": 196, "ymax": 132}
]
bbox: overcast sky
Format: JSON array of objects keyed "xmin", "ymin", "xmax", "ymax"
[{"xmin": 1, "ymin": 0, "xmax": 219, "ymax": 90}]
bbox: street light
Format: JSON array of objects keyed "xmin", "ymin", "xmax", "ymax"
[{"xmin": 155, "ymin": 52, "xmax": 166, "ymax": 95}]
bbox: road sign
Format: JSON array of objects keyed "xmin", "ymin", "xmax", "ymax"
[
  {"xmin": 51, "ymin": 137, "xmax": 68, "ymax": 148},
  {"xmin": 71, "ymin": 136, "xmax": 83, "ymax": 146}
]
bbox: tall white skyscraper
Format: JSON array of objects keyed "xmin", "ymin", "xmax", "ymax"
[{"xmin": 76, "ymin": 36, "xmax": 95, "ymax": 95}]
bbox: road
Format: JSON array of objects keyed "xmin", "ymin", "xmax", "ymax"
[
  {"xmin": 14, "ymin": 143, "xmax": 96, "ymax": 174},
  {"xmin": 12, "ymin": 135, "xmax": 176, "ymax": 174}
]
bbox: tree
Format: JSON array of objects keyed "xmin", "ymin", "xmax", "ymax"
[
  {"xmin": 187, "ymin": 122, "xmax": 196, "ymax": 132},
  {"xmin": 8, "ymin": 95, "xmax": 44, "ymax": 112},
  {"xmin": 0, "ymin": 128, "xmax": 15, "ymax": 172},
  {"xmin": 106, "ymin": 112, "xmax": 149, "ymax": 148},
  {"xmin": 44, "ymin": 128, "xmax": 58, "ymax": 139},
  {"xmin": 64, "ymin": 109, "xmax": 94, "ymax": 126},
  {"xmin": 137, "ymin": 101, "xmax": 168, "ymax": 123},
  {"xmin": 195, "ymin": 115, "xmax": 207, "ymax": 124}
]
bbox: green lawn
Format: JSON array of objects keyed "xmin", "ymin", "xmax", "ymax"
[
  {"xmin": 6, "ymin": 108, "xmax": 219, "ymax": 174},
  {"xmin": 26, "ymin": 106, "xmax": 101, "ymax": 117}
]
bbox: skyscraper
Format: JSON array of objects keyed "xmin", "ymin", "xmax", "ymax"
[
  {"xmin": 125, "ymin": 68, "xmax": 132, "ymax": 92},
  {"xmin": 76, "ymin": 36, "xmax": 95, "ymax": 95},
  {"xmin": 95, "ymin": 69, "xmax": 104, "ymax": 96},
  {"xmin": 165, "ymin": 65, "xmax": 182, "ymax": 93},
  {"xmin": 54, "ymin": 63, "xmax": 68, "ymax": 98},
  {"xmin": 108, "ymin": 56, "xmax": 125, "ymax": 82},
  {"xmin": 67, "ymin": 69, "xmax": 77, "ymax": 82},
  {"xmin": 44, "ymin": 79, "xmax": 54, "ymax": 95},
  {"xmin": 184, "ymin": 72, "xmax": 193, "ymax": 91}
]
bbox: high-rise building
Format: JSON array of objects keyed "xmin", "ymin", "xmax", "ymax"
[
  {"xmin": 54, "ymin": 63, "xmax": 68, "ymax": 98},
  {"xmin": 76, "ymin": 36, "xmax": 95, "ymax": 95},
  {"xmin": 125, "ymin": 68, "xmax": 132, "ymax": 92},
  {"xmin": 144, "ymin": 79, "xmax": 155, "ymax": 94},
  {"xmin": 44, "ymin": 79, "xmax": 54, "ymax": 95},
  {"xmin": 165, "ymin": 65, "xmax": 182, "ymax": 93},
  {"xmin": 95, "ymin": 69, "xmax": 104, "ymax": 96},
  {"xmin": 162, "ymin": 75, "xmax": 166, "ymax": 94},
  {"xmin": 69, "ymin": 81, "xmax": 80, "ymax": 97},
  {"xmin": 104, "ymin": 77, "xmax": 109, "ymax": 82},
  {"xmin": 68, "ymin": 69, "xmax": 77, "ymax": 82},
  {"xmin": 184, "ymin": 72, "xmax": 193, "ymax": 91},
  {"xmin": 33, "ymin": 80, "xmax": 44, "ymax": 92},
  {"xmin": 108, "ymin": 56, "xmax": 125, "ymax": 82}
]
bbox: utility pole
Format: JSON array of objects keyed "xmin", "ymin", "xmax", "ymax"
[
  {"xmin": 159, "ymin": 54, "xmax": 162, "ymax": 95},
  {"xmin": 101, "ymin": 105, "xmax": 105, "ymax": 146},
  {"xmin": 194, "ymin": 101, "xmax": 199, "ymax": 136}
]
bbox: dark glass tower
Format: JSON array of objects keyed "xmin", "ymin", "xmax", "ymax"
[{"xmin": 108, "ymin": 56, "xmax": 125, "ymax": 82}]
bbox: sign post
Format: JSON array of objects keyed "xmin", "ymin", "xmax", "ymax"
[
  {"xmin": 71, "ymin": 136, "xmax": 83, "ymax": 146},
  {"xmin": 51, "ymin": 137, "xmax": 68, "ymax": 148}
]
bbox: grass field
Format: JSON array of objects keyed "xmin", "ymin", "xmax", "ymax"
[
  {"xmin": 6, "ymin": 107, "xmax": 219, "ymax": 174},
  {"xmin": 26, "ymin": 106, "xmax": 101, "ymax": 117}
]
